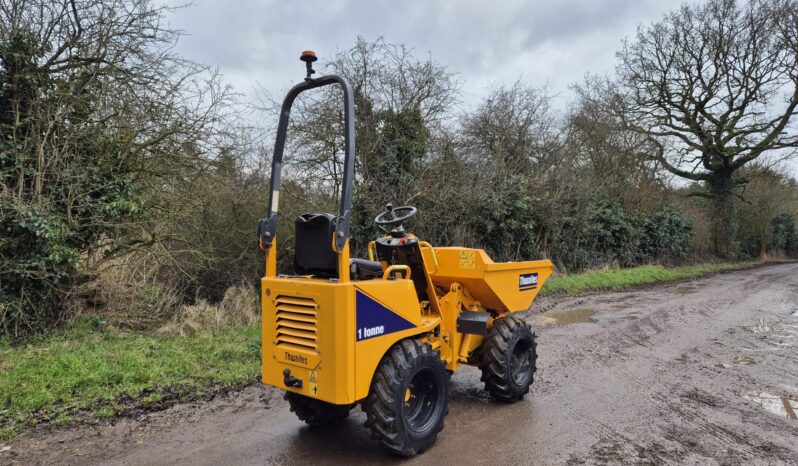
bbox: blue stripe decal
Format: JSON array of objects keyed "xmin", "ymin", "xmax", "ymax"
[{"xmin": 355, "ymin": 291, "xmax": 415, "ymax": 341}]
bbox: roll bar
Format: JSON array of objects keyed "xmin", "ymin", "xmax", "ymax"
[{"xmin": 257, "ymin": 54, "xmax": 355, "ymax": 253}]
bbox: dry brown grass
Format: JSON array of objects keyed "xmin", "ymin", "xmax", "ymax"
[{"xmin": 158, "ymin": 284, "xmax": 260, "ymax": 336}]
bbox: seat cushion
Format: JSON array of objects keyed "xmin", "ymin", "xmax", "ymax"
[{"xmin": 350, "ymin": 258, "xmax": 383, "ymax": 280}]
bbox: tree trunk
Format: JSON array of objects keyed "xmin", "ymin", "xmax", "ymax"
[{"xmin": 708, "ymin": 171, "xmax": 736, "ymax": 259}]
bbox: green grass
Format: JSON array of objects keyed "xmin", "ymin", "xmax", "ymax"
[
  {"xmin": 540, "ymin": 261, "xmax": 760, "ymax": 295},
  {"xmin": 0, "ymin": 318, "xmax": 261, "ymax": 439}
]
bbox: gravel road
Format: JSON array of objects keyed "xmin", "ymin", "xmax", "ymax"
[{"xmin": 6, "ymin": 263, "xmax": 798, "ymax": 465}]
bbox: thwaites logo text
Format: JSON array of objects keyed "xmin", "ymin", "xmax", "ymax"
[
  {"xmin": 284, "ymin": 352, "xmax": 308, "ymax": 365},
  {"xmin": 519, "ymin": 273, "xmax": 538, "ymax": 290}
]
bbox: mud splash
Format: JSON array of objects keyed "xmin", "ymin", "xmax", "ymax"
[
  {"xmin": 539, "ymin": 308, "xmax": 597, "ymax": 326},
  {"xmin": 744, "ymin": 392, "xmax": 798, "ymax": 420}
]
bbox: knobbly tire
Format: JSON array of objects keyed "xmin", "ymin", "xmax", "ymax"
[
  {"xmin": 479, "ymin": 315, "xmax": 537, "ymax": 402},
  {"xmin": 362, "ymin": 339, "xmax": 449, "ymax": 456},
  {"xmin": 285, "ymin": 392, "xmax": 352, "ymax": 427}
]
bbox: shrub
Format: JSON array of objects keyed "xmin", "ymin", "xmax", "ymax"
[
  {"xmin": 641, "ymin": 206, "xmax": 693, "ymax": 262},
  {"xmin": 770, "ymin": 213, "xmax": 798, "ymax": 257},
  {"xmin": 550, "ymin": 203, "xmax": 693, "ymax": 271}
]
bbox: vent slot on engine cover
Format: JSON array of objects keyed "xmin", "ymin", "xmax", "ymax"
[{"xmin": 275, "ymin": 295, "xmax": 318, "ymax": 351}]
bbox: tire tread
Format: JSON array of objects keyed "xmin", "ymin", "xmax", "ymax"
[{"xmin": 479, "ymin": 315, "xmax": 537, "ymax": 402}]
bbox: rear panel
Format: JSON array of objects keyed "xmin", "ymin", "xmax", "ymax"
[
  {"xmin": 262, "ymin": 276, "xmax": 436, "ymax": 405},
  {"xmin": 262, "ymin": 278, "xmax": 355, "ymax": 404}
]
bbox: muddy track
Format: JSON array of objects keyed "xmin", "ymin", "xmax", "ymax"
[{"xmin": 5, "ymin": 263, "xmax": 798, "ymax": 465}]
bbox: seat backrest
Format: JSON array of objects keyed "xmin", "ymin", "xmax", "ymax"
[{"xmin": 294, "ymin": 213, "xmax": 338, "ymax": 278}]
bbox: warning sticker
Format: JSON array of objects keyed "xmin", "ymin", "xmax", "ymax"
[
  {"xmin": 459, "ymin": 250, "xmax": 476, "ymax": 270},
  {"xmin": 309, "ymin": 371, "xmax": 318, "ymax": 395}
]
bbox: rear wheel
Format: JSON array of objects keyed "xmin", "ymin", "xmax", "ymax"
[
  {"xmin": 285, "ymin": 392, "xmax": 352, "ymax": 427},
  {"xmin": 479, "ymin": 315, "xmax": 537, "ymax": 402},
  {"xmin": 362, "ymin": 339, "xmax": 449, "ymax": 456}
]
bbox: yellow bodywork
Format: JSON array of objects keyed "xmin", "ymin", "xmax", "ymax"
[{"xmin": 261, "ymin": 237, "xmax": 553, "ymax": 405}]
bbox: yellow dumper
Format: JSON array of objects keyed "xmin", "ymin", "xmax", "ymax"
[{"xmin": 258, "ymin": 52, "xmax": 554, "ymax": 456}]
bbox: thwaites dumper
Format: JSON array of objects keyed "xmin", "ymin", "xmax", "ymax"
[{"xmin": 257, "ymin": 52, "xmax": 554, "ymax": 456}]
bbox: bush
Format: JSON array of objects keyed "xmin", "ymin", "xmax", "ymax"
[
  {"xmin": 641, "ymin": 206, "xmax": 693, "ymax": 262},
  {"xmin": 770, "ymin": 213, "xmax": 798, "ymax": 257},
  {"xmin": 585, "ymin": 203, "xmax": 644, "ymax": 266},
  {"xmin": 471, "ymin": 176, "xmax": 539, "ymax": 262},
  {"xmin": 0, "ymin": 3, "xmax": 229, "ymax": 336},
  {"xmin": 550, "ymin": 203, "xmax": 693, "ymax": 271},
  {"xmin": 0, "ymin": 204, "xmax": 82, "ymax": 333}
]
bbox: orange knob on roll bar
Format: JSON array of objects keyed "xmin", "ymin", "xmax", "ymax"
[{"xmin": 300, "ymin": 50, "xmax": 317, "ymax": 81}]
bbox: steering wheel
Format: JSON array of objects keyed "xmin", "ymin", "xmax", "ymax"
[{"xmin": 374, "ymin": 203, "xmax": 417, "ymax": 227}]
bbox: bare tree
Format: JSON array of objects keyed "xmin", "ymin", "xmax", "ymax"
[
  {"xmin": 461, "ymin": 81, "xmax": 556, "ymax": 172},
  {"xmin": 256, "ymin": 37, "xmax": 459, "ymax": 255},
  {"xmin": 611, "ymin": 0, "xmax": 798, "ymax": 257},
  {"xmin": 0, "ymin": 0, "xmax": 234, "ymax": 333}
]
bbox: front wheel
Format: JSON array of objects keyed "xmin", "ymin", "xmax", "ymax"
[
  {"xmin": 362, "ymin": 339, "xmax": 449, "ymax": 456},
  {"xmin": 479, "ymin": 315, "xmax": 538, "ymax": 402}
]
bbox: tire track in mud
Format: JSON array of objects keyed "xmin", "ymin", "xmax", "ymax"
[{"xmin": 529, "ymin": 263, "xmax": 798, "ymax": 465}]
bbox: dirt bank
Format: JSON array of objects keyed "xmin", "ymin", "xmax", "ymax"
[{"xmin": 4, "ymin": 263, "xmax": 797, "ymax": 465}]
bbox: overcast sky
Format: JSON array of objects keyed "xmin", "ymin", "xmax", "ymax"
[
  {"xmin": 165, "ymin": 0, "xmax": 798, "ymax": 177},
  {"xmin": 165, "ymin": 0, "xmax": 683, "ymax": 104}
]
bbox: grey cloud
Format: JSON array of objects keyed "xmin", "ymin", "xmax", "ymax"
[
  {"xmin": 164, "ymin": 0, "xmax": 796, "ymax": 176},
  {"xmin": 166, "ymin": 0, "xmax": 682, "ymax": 94}
]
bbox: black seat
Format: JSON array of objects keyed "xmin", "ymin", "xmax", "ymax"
[
  {"xmin": 350, "ymin": 258, "xmax": 383, "ymax": 280},
  {"xmin": 294, "ymin": 213, "xmax": 383, "ymax": 280},
  {"xmin": 294, "ymin": 213, "xmax": 338, "ymax": 277}
]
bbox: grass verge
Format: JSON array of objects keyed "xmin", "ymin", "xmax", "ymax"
[
  {"xmin": 0, "ymin": 317, "xmax": 261, "ymax": 440},
  {"xmin": 539, "ymin": 261, "xmax": 763, "ymax": 295}
]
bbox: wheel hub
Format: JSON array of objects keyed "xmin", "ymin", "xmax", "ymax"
[
  {"xmin": 510, "ymin": 340, "xmax": 533, "ymax": 385},
  {"xmin": 402, "ymin": 368, "xmax": 439, "ymax": 433}
]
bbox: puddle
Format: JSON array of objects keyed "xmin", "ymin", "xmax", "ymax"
[
  {"xmin": 623, "ymin": 314, "xmax": 639, "ymax": 321},
  {"xmin": 673, "ymin": 286, "xmax": 696, "ymax": 294},
  {"xmin": 743, "ymin": 392, "xmax": 798, "ymax": 420},
  {"xmin": 540, "ymin": 308, "xmax": 597, "ymax": 326},
  {"xmin": 792, "ymin": 309, "xmax": 798, "ymax": 317}
]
